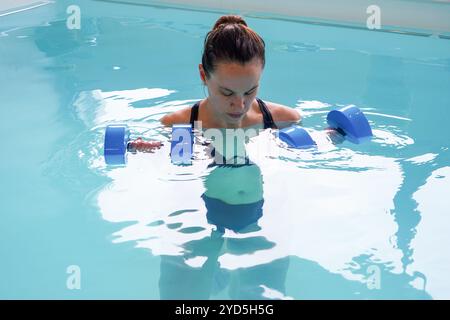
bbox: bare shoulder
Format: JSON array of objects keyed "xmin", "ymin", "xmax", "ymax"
[
  {"xmin": 160, "ymin": 106, "xmax": 192, "ymax": 126},
  {"xmin": 265, "ymin": 101, "xmax": 302, "ymax": 128}
]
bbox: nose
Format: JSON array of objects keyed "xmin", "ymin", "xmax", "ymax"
[{"xmin": 230, "ymin": 96, "xmax": 245, "ymax": 111}]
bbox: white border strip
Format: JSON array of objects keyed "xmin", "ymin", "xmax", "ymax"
[{"xmin": 0, "ymin": 1, "xmax": 53, "ymax": 18}]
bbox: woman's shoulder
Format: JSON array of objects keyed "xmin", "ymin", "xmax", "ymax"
[
  {"xmin": 263, "ymin": 100, "xmax": 302, "ymax": 127},
  {"xmin": 160, "ymin": 103, "xmax": 197, "ymax": 126}
]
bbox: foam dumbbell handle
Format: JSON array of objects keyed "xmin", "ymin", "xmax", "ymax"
[
  {"xmin": 278, "ymin": 126, "xmax": 316, "ymax": 149},
  {"xmin": 326, "ymin": 106, "xmax": 373, "ymax": 144},
  {"xmin": 104, "ymin": 125, "xmax": 130, "ymax": 165}
]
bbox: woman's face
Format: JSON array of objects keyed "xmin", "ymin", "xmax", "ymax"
[{"xmin": 200, "ymin": 58, "xmax": 263, "ymax": 125}]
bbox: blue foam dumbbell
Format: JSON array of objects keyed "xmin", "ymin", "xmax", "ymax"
[
  {"xmin": 278, "ymin": 105, "xmax": 373, "ymax": 148},
  {"xmin": 104, "ymin": 124, "xmax": 193, "ymax": 165},
  {"xmin": 104, "ymin": 124, "xmax": 130, "ymax": 165},
  {"xmin": 278, "ymin": 126, "xmax": 316, "ymax": 149},
  {"xmin": 326, "ymin": 105, "xmax": 373, "ymax": 144}
]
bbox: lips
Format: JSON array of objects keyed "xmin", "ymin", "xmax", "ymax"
[{"xmin": 227, "ymin": 113, "xmax": 244, "ymax": 119}]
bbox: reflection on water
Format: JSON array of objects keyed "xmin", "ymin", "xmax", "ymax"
[
  {"xmin": 82, "ymin": 87, "xmax": 432, "ymax": 299},
  {"xmin": 159, "ymin": 163, "xmax": 290, "ymax": 299}
]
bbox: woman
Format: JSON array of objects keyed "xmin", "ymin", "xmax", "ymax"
[
  {"xmin": 129, "ymin": 15, "xmax": 301, "ymax": 152},
  {"xmin": 161, "ymin": 14, "xmax": 300, "ymax": 129}
]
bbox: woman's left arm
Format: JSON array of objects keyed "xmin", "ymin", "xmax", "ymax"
[{"xmin": 267, "ymin": 102, "xmax": 302, "ymax": 129}]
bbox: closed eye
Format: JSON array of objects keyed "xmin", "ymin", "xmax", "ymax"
[{"xmin": 222, "ymin": 89, "xmax": 257, "ymax": 97}]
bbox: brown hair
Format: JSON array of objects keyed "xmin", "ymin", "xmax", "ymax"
[{"xmin": 201, "ymin": 15, "xmax": 265, "ymax": 79}]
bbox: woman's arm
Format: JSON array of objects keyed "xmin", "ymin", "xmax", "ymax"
[
  {"xmin": 267, "ymin": 102, "xmax": 302, "ymax": 129},
  {"xmin": 160, "ymin": 107, "xmax": 191, "ymax": 126}
]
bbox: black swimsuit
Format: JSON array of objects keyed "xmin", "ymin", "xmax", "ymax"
[{"xmin": 189, "ymin": 97, "xmax": 277, "ymax": 129}]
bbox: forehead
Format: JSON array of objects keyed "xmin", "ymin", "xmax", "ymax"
[{"xmin": 211, "ymin": 59, "xmax": 263, "ymax": 88}]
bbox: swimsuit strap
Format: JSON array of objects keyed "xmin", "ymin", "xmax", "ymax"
[
  {"xmin": 256, "ymin": 97, "xmax": 277, "ymax": 129},
  {"xmin": 189, "ymin": 101, "xmax": 200, "ymax": 128}
]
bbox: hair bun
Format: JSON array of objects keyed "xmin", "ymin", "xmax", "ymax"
[{"xmin": 213, "ymin": 15, "xmax": 247, "ymax": 31}]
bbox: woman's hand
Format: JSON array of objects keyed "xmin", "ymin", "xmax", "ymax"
[{"xmin": 128, "ymin": 137, "xmax": 163, "ymax": 153}]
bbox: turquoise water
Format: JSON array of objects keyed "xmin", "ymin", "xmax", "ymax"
[{"xmin": 1, "ymin": 0, "xmax": 450, "ymax": 299}]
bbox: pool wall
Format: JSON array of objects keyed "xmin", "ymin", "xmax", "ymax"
[
  {"xmin": 94, "ymin": 0, "xmax": 450, "ymax": 36},
  {"xmin": 2, "ymin": 1, "xmax": 449, "ymax": 37}
]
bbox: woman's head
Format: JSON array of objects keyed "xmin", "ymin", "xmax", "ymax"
[{"xmin": 199, "ymin": 15, "xmax": 266, "ymax": 124}]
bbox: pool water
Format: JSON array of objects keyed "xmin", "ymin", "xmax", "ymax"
[{"xmin": 1, "ymin": 0, "xmax": 449, "ymax": 299}]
